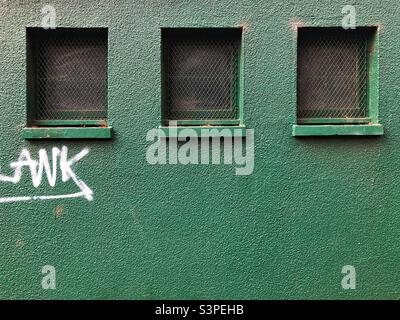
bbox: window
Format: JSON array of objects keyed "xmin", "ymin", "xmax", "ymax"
[
  {"xmin": 293, "ymin": 27, "xmax": 383, "ymax": 136},
  {"xmin": 24, "ymin": 28, "xmax": 111, "ymax": 139},
  {"xmin": 161, "ymin": 28, "xmax": 243, "ymax": 127}
]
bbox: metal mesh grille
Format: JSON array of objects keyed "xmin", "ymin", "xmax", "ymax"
[
  {"xmin": 163, "ymin": 30, "xmax": 240, "ymax": 121},
  {"xmin": 33, "ymin": 29, "xmax": 107, "ymax": 121},
  {"xmin": 297, "ymin": 29, "xmax": 369, "ymax": 120}
]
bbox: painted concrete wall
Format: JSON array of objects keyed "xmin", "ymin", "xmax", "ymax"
[{"xmin": 0, "ymin": 0, "xmax": 399, "ymax": 299}]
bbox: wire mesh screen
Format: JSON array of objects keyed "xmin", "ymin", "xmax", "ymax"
[
  {"xmin": 297, "ymin": 29, "xmax": 369, "ymax": 120},
  {"xmin": 163, "ymin": 29, "xmax": 241, "ymax": 121},
  {"xmin": 33, "ymin": 29, "xmax": 107, "ymax": 122}
]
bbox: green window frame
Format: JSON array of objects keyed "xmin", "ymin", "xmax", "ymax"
[
  {"xmin": 161, "ymin": 28, "xmax": 245, "ymax": 129},
  {"xmin": 23, "ymin": 27, "xmax": 111, "ymax": 139},
  {"xmin": 293, "ymin": 27, "xmax": 383, "ymax": 136}
]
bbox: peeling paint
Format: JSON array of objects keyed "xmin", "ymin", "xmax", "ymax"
[{"xmin": 290, "ymin": 20, "xmax": 305, "ymax": 31}]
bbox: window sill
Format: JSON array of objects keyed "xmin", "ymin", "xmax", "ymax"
[
  {"xmin": 22, "ymin": 127, "xmax": 113, "ymax": 139},
  {"xmin": 158, "ymin": 126, "xmax": 247, "ymax": 138},
  {"xmin": 292, "ymin": 124, "xmax": 384, "ymax": 136}
]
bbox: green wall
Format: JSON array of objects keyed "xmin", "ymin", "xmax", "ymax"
[{"xmin": 0, "ymin": 0, "xmax": 399, "ymax": 299}]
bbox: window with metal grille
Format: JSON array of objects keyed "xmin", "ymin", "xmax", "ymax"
[
  {"xmin": 297, "ymin": 27, "xmax": 377, "ymax": 124},
  {"xmin": 162, "ymin": 28, "xmax": 243, "ymax": 125},
  {"xmin": 27, "ymin": 28, "xmax": 108, "ymax": 126}
]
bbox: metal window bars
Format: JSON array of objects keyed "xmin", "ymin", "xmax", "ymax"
[
  {"xmin": 162, "ymin": 29, "xmax": 241, "ymax": 122},
  {"xmin": 32, "ymin": 29, "xmax": 107, "ymax": 123},
  {"xmin": 297, "ymin": 29, "xmax": 369, "ymax": 122}
]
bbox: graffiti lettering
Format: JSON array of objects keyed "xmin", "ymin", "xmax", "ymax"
[{"xmin": 0, "ymin": 146, "xmax": 93, "ymax": 203}]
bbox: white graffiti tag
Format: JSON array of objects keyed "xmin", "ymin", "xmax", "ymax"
[{"xmin": 0, "ymin": 146, "xmax": 93, "ymax": 203}]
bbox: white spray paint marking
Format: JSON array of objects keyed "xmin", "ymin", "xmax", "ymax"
[{"xmin": 0, "ymin": 146, "xmax": 93, "ymax": 203}]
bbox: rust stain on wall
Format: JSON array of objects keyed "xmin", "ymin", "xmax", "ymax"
[
  {"xmin": 16, "ymin": 240, "xmax": 25, "ymax": 248},
  {"xmin": 55, "ymin": 205, "xmax": 64, "ymax": 219}
]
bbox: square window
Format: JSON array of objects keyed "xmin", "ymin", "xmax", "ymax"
[
  {"xmin": 297, "ymin": 27, "xmax": 378, "ymax": 125},
  {"xmin": 161, "ymin": 28, "xmax": 243, "ymax": 126},
  {"xmin": 27, "ymin": 28, "xmax": 108, "ymax": 127}
]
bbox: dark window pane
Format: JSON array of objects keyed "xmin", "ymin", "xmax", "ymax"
[
  {"xmin": 31, "ymin": 29, "xmax": 107, "ymax": 121},
  {"xmin": 297, "ymin": 28, "xmax": 369, "ymax": 120},
  {"xmin": 163, "ymin": 29, "xmax": 241, "ymax": 121}
]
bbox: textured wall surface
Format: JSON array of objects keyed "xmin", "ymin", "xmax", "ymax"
[{"xmin": 0, "ymin": 0, "xmax": 399, "ymax": 299}]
